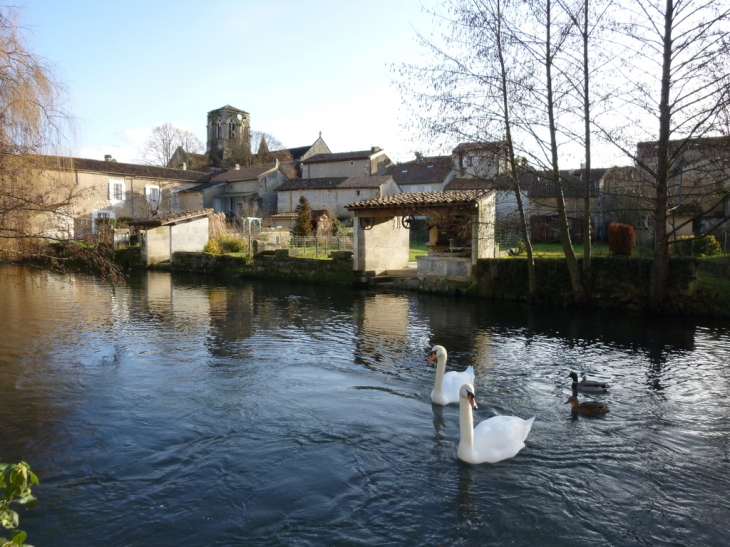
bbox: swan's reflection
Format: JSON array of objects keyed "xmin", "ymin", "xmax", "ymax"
[
  {"xmin": 454, "ymin": 462, "xmax": 477, "ymax": 521},
  {"xmin": 432, "ymin": 403, "xmax": 446, "ymax": 433}
]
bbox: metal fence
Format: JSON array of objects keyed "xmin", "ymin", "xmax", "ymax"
[{"xmin": 290, "ymin": 236, "xmax": 354, "ymax": 257}]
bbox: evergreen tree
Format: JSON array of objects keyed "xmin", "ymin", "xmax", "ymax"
[{"xmin": 293, "ymin": 196, "xmax": 313, "ymax": 236}]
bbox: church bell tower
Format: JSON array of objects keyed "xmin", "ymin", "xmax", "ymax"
[{"xmin": 206, "ymin": 105, "xmax": 251, "ymax": 164}]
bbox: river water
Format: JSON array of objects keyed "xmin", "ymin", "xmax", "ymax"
[{"xmin": 1, "ymin": 265, "xmax": 729, "ymax": 546}]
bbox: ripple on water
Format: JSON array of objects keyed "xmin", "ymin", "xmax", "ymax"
[{"xmin": 2, "ymin": 267, "xmax": 730, "ymax": 546}]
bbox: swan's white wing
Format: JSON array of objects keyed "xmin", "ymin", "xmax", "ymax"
[
  {"xmin": 472, "ymin": 415, "xmax": 535, "ymax": 463},
  {"xmin": 441, "ymin": 366, "xmax": 476, "ymax": 404}
]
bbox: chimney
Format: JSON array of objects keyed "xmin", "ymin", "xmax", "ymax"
[
  {"xmin": 371, "ymin": 146, "xmax": 381, "ymax": 153},
  {"xmin": 235, "ymin": 164, "xmax": 240, "ymax": 170},
  {"xmin": 104, "ymin": 154, "xmax": 113, "ymax": 162},
  {"xmin": 415, "ymin": 152, "xmax": 423, "ymax": 164}
]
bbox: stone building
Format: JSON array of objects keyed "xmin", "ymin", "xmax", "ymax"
[
  {"xmin": 206, "ymin": 104, "xmax": 251, "ymax": 165},
  {"xmin": 29, "ymin": 154, "xmax": 212, "ymax": 239},
  {"xmin": 301, "ymin": 147, "xmax": 394, "ymax": 179},
  {"xmin": 275, "ymin": 175, "xmax": 401, "ymax": 218}
]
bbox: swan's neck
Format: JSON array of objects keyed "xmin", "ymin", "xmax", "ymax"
[
  {"xmin": 459, "ymin": 397, "xmax": 474, "ymax": 453},
  {"xmin": 433, "ymin": 353, "xmax": 447, "ymax": 397}
]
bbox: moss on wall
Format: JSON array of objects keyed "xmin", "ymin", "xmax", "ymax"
[
  {"xmin": 172, "ymin": 252, "xmax": 353, "ymax": 285},
  {"xmin": 473, "ymin": 257, "xmax": 700, "ymax": 311}
]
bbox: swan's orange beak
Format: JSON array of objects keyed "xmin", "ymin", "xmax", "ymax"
[
  {"xmin": 468, "ymin": 393, "xmax": 477, "ymax": 410},
  {"xmin": 428, "ymin": 352, "xmax": 436, "ymax": 364}
]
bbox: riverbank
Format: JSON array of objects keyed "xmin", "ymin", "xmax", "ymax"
[{"xmin": 155, "ymin": 249, "xmax": 730, "ymax": 317}]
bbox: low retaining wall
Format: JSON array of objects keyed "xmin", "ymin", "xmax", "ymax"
[
  {"xmin": 468, "ymin": 257, "xmax": 699, "ymax": 311},
  {"xmin": 172, "ymin": 251, "xmax": 353, "ymax": 285}
]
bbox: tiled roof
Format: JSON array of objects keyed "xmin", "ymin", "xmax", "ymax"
[
  {"xmin": 34, "ymin": 155, "xmax": 213, "ymax": 182},
  {"xmin": 528, "ymin": 169, "xmax": 607, "ymax": 198},
  {"xmin": 338, "ymin": 176, "xmax": 394, "ymax": 188},
  {"xmin": 276, "ymin": 177, "xmax": 347, "ymax": 191},
  {"xmin": 452, "ymin": 141, "xmax": 507, "ymax": 153},
  {"xmin": 178, "ymin": 181, "xmax": 225, "ymax": 193},
  {"xmin": 128, "ymin": 208, "xmax": 213, "ymax": 227},
  {"xmin": 347, "ymin": 190, "xmax": 494, "ymax": 210},
  {"xmin": 445, "ymin": 172, "xmax": 533, "ymax": 192},
  {"xmin": 210, "ymin": 166, "xmax": 275, "ymax": 182},
  {"xmin": 275, "ymin": 176, "xmax": 393, "ymax": 192},
  {"xmin": 303, "ymin": 149, "xmax": 381, "ymax": 164},
  {"xmin": 284, "ymin": 145, "xmax": 312, "ymax": 161},
  {"xmin": 384, "ymin": 156, "xmax": 452, "ymax": 186}
]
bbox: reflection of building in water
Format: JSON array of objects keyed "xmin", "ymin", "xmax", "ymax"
[
  {"xmin": 353, "ymin": 294, "xmax": 411, "ymax": 371},
  {"xmin": 360, "ymin": 294, "xmax": 410, "ymax": 346},
  {"xmin": 472, "ymin": 331, "xmax": 495, "ymax": 375},
  {"xmin": 142, "ymin": 272, "xmax": 211, "ymax": 326}
]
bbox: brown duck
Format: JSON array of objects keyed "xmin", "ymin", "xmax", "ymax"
[{"xmin": 565, "ymin": 396, "xmax": 609, "ymax": 415}]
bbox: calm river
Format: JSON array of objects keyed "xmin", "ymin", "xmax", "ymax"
[{"xmin": 1, "ymin": 265, "xmax": 729, "ymax": 546}]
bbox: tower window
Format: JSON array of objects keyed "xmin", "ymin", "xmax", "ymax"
[{"xmin": 229, "ymin": 120, "xmax": 236, "ymax": 139}]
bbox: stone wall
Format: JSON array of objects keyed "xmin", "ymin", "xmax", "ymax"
[
  {"xmin": 172, "ymin": 252, "xmax": 353, "ymax": 285},
  {"xmin": 353, "ymin": 216, "xmax": 409, "ymax": 274}
]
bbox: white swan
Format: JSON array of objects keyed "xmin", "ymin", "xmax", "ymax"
[
  {"xmin": 457, "ymin": 383, "xmax": 535, "ymax": 464},
  {"xmin": 428, "ymin": 345, "xmax": 475, "ymax": 405}
]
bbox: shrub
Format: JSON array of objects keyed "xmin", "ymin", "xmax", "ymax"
[
  {"xmin": 204, "ymin": 238, "xmax": 222, "ymax": 254},
  {"xmin": 217, "ymin": 234, "xmax": 248, "ymax": 253},
  {"xmin": 608, "ymin": 222, "xmax": 634, "ymax": 257},
  {"xmin": 204, "ymin": 234, "xmax": 248, "ymax": 254},
  {"xmin": 671, "ymin": 235, "xmax": 721, "ymax": 257}
]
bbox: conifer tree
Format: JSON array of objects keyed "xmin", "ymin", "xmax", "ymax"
[{"xmin": 293, "ymin": 196, "xmax": 313, "ymax": 236}]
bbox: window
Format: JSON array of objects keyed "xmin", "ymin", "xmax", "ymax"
[
  {"xmin": 462, "ymin": 157, "xmax": 469, "ymax": 168},
  {"xmin": 228, "ymin": 119, "xmax": 236, "ymax": 139},
  {"xmin": 108, "ymin": 178, "xmax": 125, "ymax": 203},
  {"xmin": 356, "ymin": 190, "xmax": 361, "ymax": 196},
  {"xmin": 91, "ymin": 209, "xmax": 115, "ymax": 234},
  {"xmin": 216, "ymin": 119, "xmax": 222, "ymax": 138},
  {"xmin": 145, "ymin": 185, "xmax": 161, "ymax": 209},
  {"xmin": 472, "ymin": 156, "xmax": 480, "ymax": 166}
]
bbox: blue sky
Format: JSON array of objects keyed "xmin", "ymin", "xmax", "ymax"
[{"xmin": 22, "ymin": 0, "xmax": 437, "ymax": 164}]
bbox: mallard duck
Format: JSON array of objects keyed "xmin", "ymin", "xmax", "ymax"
[
  {"xmin": 566, "ymin": 371, "xmax": 610, "ymax": 392},
  {"xmin": 565, "ymin": 396, "xmax": 609, "ymax": 415}
]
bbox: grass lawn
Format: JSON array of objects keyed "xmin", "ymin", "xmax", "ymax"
[{"xmin": 408, "ymin": 241, "xmax": 655, "ymax": 259}]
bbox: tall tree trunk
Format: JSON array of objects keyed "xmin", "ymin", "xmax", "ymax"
[
  {"xmin": 496, "ymin": 0, "xmax": 537, "ymax": 296},
  {"xmin": 649, "ymin": 0, "xmax": 674, "ymax": 307},
  {"xmin": 546, "ymin": 0, "xmax": 585, "ymax": 301},
  {"xmin": 581, "ymin": 0, "xmax": 592, "ymax": 285}
]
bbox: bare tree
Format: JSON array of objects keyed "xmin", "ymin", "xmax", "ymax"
[
  {"xmin": 398, "ymin": 0, "xmax": 539, "ymax": 295},
  {"xmin": 138, "ymin": 123, "xmax": 203, "ymax": 167},
  {"xmin": 0, "ymin": 8, "xmax": 123, "ymax": 277},
  {"xmin": 250, "ymin": 130, "xmax": 284, "ymax": 154},
  {"xmin": 597, "ymin": 0, "xmax": 730, "ymax": 306}
]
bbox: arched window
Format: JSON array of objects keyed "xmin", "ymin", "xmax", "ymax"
[
  {"xmin": 216, "ymin": 119, "xmax": 222, "ymax": 139},
  {"xmin": 228, "ymin": 119, "xmax": 236, "ymax": 139}
]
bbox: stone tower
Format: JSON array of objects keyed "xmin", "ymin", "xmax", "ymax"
[{"xmin": 206, "ymin": 105, "xmax": 251, "ymax": 164}]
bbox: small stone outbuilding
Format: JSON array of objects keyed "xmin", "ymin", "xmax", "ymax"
[{"xmin": 128, "ymin": 209, "xmax": 213, "ymax": 265}]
